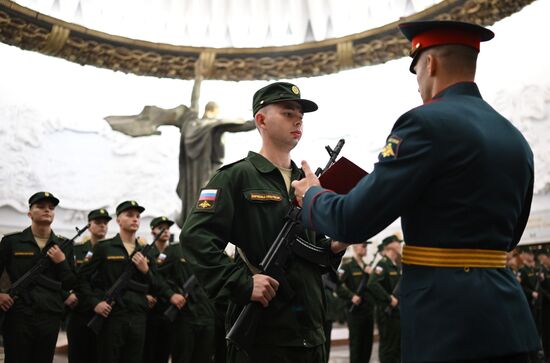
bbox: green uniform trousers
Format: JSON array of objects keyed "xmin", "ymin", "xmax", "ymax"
[
  {"xmin": 323, "ymin": 320, "xmax": 333, "ymax": 363},
  {"xmin": 377, "ymin": 310, "xmax": 401, "ymax": 363},
  {"xmin": 67, "ymin": 311, "xmax": 97, "ymax": 363},
  {"xmin": 143, "ymin": 312, "xmax": 171, "ymax": 363},
  {"xmin": 171, "ymin": 317, "xmax": 216, "ymax": 363},
  {"xmin": 97, "ymin": 312, "xmax": 147, "ymax": 363},
  {"xmin": 3, "ymin": 311, "xmax": 61, "ymax": 363},
  {"xmin": 348, "ymin": 312, "xmax": 374, "ymax": 363},
  {"xmin": 227, "ymin": 343, "xmax": 325, "ymax": 363}
]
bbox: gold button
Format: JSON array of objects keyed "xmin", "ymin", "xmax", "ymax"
[{"xmin": 464, "ymin": 267, "xmax": 470, "ymax": 272}]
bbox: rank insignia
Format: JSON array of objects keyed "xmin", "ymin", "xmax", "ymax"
[
  {"xmin": 379, "ymin": 135, "xmax": 402, "ymax": 160},
  {"xmin": 197, "ymin": 189, "xmax": 219, "ymax": 210}
]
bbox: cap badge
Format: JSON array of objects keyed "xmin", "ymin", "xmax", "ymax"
[
  {"xmin": 291, "ymin": 86, "xmax": 300, "ymax": 95},
  {"xmin": 131, "ymin": 201, "xmax": 136, "ymax": 206},
  {"xmin": 162, "ymin": 217, "xmax": 167, "ymax": 221},
  {"xmin": 45, "ymin": 192, "xmax": 50, "ymax": 197},
  {"xmin": 100, "ymin": 209, "xmax": 105, "ymax": 214}
]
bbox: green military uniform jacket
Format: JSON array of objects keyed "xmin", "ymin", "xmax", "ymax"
[
  {"xmin": 338, "ymin": 258, "xmax": 375, "ymax": 316},
  {"xmin": 77, "ymin": 234, "xmax": 173, "ymax": 314},
  {"xmin": 73, "ymin": 241, "xmax": 93, "ymax": 270},
  {"xmin": 181, "ymin": 151, "xmax": 334, "ymax": 347},
  {"xmin": 0, "ymin": 226, "xmax": 76, "ymax": 315},
  {"xmin": 367, "ymin": 257, "xmax": 400, "ymax": 315},
  {"xmin": 150, "ymin": 242, "xmax": 215, "ymax": 325},
  {"xmin": 519, "ymin": 264, "xmax": 538, "ymax": 307}
]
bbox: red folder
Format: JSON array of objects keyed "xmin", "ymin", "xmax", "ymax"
[{"xmin": 319, "ymin": 157, "xmax": 368, "ymax": 194}]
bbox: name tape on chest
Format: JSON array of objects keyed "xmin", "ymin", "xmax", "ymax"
[
  {"xmin": 249, "ymin": 193, "xmax": 282, "ymax": 202},
  {"xmin": 14, "ymin": 251, "xmax": 35, "ymax": 256},
  {"xmin": 107, "ymin": 255, "xmax": 126, "ymax": 261}
]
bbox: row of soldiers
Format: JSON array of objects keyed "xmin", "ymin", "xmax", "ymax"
[
  {"xmin": 0, "ymin": 192, "xmax": 223, "ymax": 363},
  {"xmin": 508, "ymin": 247, "xmax": 550, "ymax": 362},
  {"xmin": 0, "ymin": 190, "xmax": 407, "ymax": 363}
]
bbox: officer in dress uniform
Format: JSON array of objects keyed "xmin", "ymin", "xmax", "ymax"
[
  {"xmin": 76, "ymin": 201, "xmax": 186, "ymax": 363},
  {"xmin": 67, "ymin": 208, "xmax": 112, "ymax": 363},
  {"xmin": 292, "ymin": 20, "xmax": 540, "ymax": 362},
  {"xmin": 0, "ymin": 192, "xmax": 76, "ymax": 363},
  {"xmin": 337, "ymin": 241, "xmax": 375, "ymax": 363},
  {"xmin": 368, "ymin": 235, "xmax": 402, "ymax": 363},
  {"xmin": 180, "ymin": 82, "xmax": 342, "ymax": 363}
]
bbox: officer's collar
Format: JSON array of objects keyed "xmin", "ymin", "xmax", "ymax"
[
  {"xmin": 432, "ymin": 81, "xmax": 482, "ymax": 101},
  {"xmin": 247, "ymin": 151, "xmax": 299, "ymax": 175}
]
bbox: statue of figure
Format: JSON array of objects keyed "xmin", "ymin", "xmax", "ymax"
[{"xmin": 104, "ymin": 89, "xmax": 255, "ymax": 226}]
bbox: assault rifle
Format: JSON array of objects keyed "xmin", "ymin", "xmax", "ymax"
[
  {"xmin": 226, "ymin": 139, "xmax": 345, "ymax": 352},
  {"xmin": 384, "ymin": 277, "xmax": 401, "ymax": 318},
  {"xmin": 163, "ymin": 274, "xmax": 200, "ymax": 322},
  {"xmin": 87, "ymin": 228, "xmax": 166, "ymax": 334},
  {"xmin": 0, "ymin": 225, "xmax": 88, "ymax": 330},
  {"xmin": 349, "ymin": 249, "xmax": 380, "ymax": 313}
]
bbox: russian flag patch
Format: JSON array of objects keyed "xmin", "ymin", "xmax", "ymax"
[{"xmin": 197, "ymin": 189, "xmax": 219, "ymax": 210}]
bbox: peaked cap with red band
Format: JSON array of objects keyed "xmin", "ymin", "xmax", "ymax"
[{"xmin": 398, "ymin": 20, "xmax": 494, "ymax": 74}]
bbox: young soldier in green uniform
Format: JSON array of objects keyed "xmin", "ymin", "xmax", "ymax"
[
  {"xmin": 0, "ymin": 191, "xmax": 76, "ymax": 363},
  {"xmin": 293, "ymin": 20, "xmax": 540, "ymax": 362},
  {"xmin": 368, "ymin": 235, "xmax": 402, "ymax": 363},
  {"xmin": 180, "ymin": 82, "xmax": 341, "ymax": 363},
  {"xmin": 77, "ymin": 201, "xmax": 186, "ymax": 363},
  {"xmin": 67, "ymin": 208, "xmax": 111, "ymax": 363},
  {"xmin": 519, "ymin": 248, "xmax": 539, "ymax": 313},
  {"xmin": 337, "ymin": 242, "xmax": 375, "ymax": 363}
]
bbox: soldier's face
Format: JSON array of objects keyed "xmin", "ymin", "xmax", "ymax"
[
  {"xmin": 89, "ymin": 219, "xmax": 109, "ymax": 240},
  {"xmin": 152, "ymin": 224, "xmax": 171, "ymax": 242},
  {"xmin": 257, "ymin": 101, "xmax": 303, "ymax": 151},
  {"xmin": 28, "ymin": 201, "xmax": 55, "ymax": 225},
  {"xmin": 353, "ymin": 244, "xmax": 366, "ymax": 257},
  {"xmin": 117, "ymin": 210, "xmax": 141, "ymax": 233}
]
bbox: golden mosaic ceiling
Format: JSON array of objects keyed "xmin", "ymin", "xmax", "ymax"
[{"xmin": 0, "ymin": 0, "xmax": 536, "ymax": 81}]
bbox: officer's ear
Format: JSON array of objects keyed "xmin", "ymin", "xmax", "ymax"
[{"xmin": 255, "ymin": 110, "xmax": 266, "ymax": 131}]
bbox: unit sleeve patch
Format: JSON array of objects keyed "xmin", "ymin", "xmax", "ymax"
[
  {"xmin": 379, "ymin": 135, "xmax": 402, "ymax": 160},
  {"xmin": 196, "ymin": 188, "xmax": 219, "ymax": 210}
]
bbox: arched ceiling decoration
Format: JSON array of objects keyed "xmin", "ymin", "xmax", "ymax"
[{"xmin": 0, "ymin": 0, "xmax": 536, "ymax": 80}]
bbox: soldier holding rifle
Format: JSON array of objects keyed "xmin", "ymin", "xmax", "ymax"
[{"xmin": 181, "ymin": 82, "xmax": 343, "ymax": 363}]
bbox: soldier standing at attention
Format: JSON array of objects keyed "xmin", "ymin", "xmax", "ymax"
[
  {"xmin": 180, "ymin": 82, "xmax": 342, "ymax": 363},
  {"xmin": 292, "ymin": 20, "xmax": 540, "ymax": 362},
  {"xmin": 368, "ymin": 235, "xmax": 402, "ymax": 363},
  {"xmin": 77, "ymin": 201, "xmax": 186, "ymax": 363},
  {"xmin": 0, "ymin": 192, "xmax": 76, "ymax": 363},
  {"xmin": 67, "ymin": 208, "xmax": 111, "ymax": 363},
  {"xmin": 337, "ymin": 241, "xmax": 375, "ymax": 363}
]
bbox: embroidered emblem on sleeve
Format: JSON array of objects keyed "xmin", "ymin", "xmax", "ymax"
[
  {"xmin": 375, "ymin": 266, "xmax": 384, "ymax": 275},
  {"xmin": 197, "ymin": 189, "xmax": 219, "ymax": 210},
  {"xmin": 379, "ymin": 135, "xmax": 402, "ymax": 160}
]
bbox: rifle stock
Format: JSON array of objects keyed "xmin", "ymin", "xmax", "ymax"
[{"xmin": 225, "ymin": 139, "xmax": 345, "ymax": 352}]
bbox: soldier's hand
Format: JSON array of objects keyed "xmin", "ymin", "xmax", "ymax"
[
  {"xmin": 351, "ymin": 294, "xmax": 362, "ymax": 305},
  {"xmin": 132, "ymin": 252, "xmax": 149, "ymax": 274},
  {"xmin": 169, "ymin": 293, "xmax": 187, "ymax": 310},
  {"xmin": 364, "ymin": 266, "xmax": 373, "ymax": 274},
  {"xmin": 291, "ymin": 160, "xmax": 321, "ymax": 207},
  {"xmin": 0, "ymin": 293, "xmax": 14, "ymax": 312},
  {"xmin": 251, "ymin": 274, "xmax": 279, "ymax": 307},
  {"xmin": 146, "ymin": 294, "xmax": 157, "ymax": 309},
  {"xmin": 64, "ymin": 293, "xmax": 78, "ymax": 308},
  {"xmin": 533, "ymin": 291, "xmax": 539, "ymax": 299},
  {"xmin": 94, "ymin": 301, "xmax": 112, "ymax": 317},
  {"xmin": 47, "ymin": 245, "xmax": 66, "ymax": 263},
  {"xmin": 390, "ymin": 295, "xmax": 399, "ymax": 307}
]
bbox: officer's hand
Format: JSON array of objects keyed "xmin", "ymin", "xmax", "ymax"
[
  {"xmin": 47, "ymin": 245, "xmax": 66, "ymax": 264},
  {"xmin": 146, "ymin": 294, "xmax": 157, "ymax": 309},
  {"xmin": 94, "ymin": 301, "xmax": 112, "ymax": 318},
  {"xmin": 169, "ymin": 293, "xmax": 187, "ymax": 310},
  {"xmin": 351, "ymin": 294, "xmax": 362, "ymax": 305},
  {"xmin": 390, "ymin": 295, "xmax": 399, "ymax": 307},
  {"xmin": 364, "ymin": 266, "xmax": 373, "ymax": 274},
  {"xmin": 291, "ymin": 161, "xmax": 321, "ymax": 207},
  {"xmin": 251, "ymin": 274, "xmax": 279, "ymax": 308},
  {"xmin": 331, "ymin": 241, "xmax": 350, "ymax": 254},
  {"xmin": 533, "ymin": 291, "xmax": 539, "ymax": 299},
  {"xmin": 0, "ymin": 293, "xmax": 14, "ymax": 312},
  {"xmin": 132, "ymin": 252, "xmax": 149, "ymax": 274},
  {"xmin": 64, "ymin": 293, "xmax": 78, "ymax": 309}
]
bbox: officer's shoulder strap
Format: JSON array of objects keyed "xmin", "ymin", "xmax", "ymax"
[{"xmin": 1, "ymin": 231, "xmax": 22, "ymax": 240}]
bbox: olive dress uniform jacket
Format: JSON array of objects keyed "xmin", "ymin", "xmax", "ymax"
[
  {"xmin": 367, "ymin": 257, "xmax": 400, "ymax": 316},
  {"xmin": 300, "ymin": 82, "xmax": 539, "ymax": 362},
  {"xmin": 0, "ymin": 227, "xmax": 76, "ymax": 315},
  {"xmin": 77, "ymin": 234, "xmax": 174, "ymax": 315},
  {"xmin": 181, "ymin": 151, "xmax": 335, "ymax": 348},
  {"xmin": 338, "ymin": 258, "xmax": 375, "ymax": 316}
]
